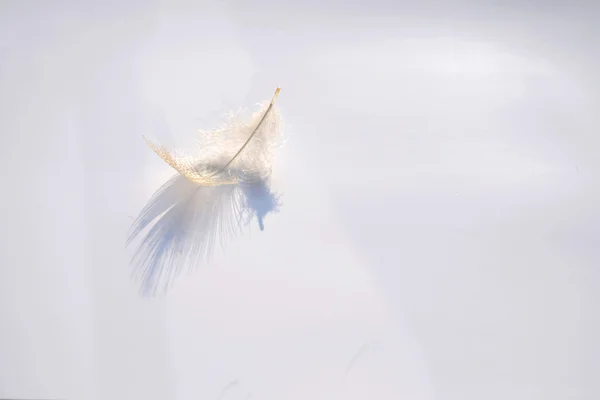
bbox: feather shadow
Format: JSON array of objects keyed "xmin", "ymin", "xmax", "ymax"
[{"xmin": 126, "ymin": 174, "xmax": 281, "ymax": 296}]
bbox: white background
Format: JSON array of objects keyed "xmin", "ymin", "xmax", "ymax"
[{"xmin": 1, "ymin": 1, "xmax": 599, "ymax": 399}]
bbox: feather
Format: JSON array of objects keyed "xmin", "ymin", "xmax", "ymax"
[{"xmin": 127, "ymin": 88, "xmax": 284, "ymax": 296}]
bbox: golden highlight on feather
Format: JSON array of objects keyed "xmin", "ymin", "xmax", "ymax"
[
  {"xmin": 143, "ymin": 87, "xmax": 282, "ymax": 186},
  {"xmin": 143, "ymin": 137, "xmax": 239, "ymax": 186}
]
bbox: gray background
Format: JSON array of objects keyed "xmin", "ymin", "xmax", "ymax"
[{"xmin": 1, "ymin": 1, "xmax": 598, "ymax": 399}]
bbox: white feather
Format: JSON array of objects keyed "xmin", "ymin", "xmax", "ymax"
[{"xmin": 127, "ymin": 89, "xmax": 283, "ymax": 295}]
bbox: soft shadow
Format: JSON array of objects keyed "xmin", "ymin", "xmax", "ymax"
[{"xmin": 127, "ymin": 173, "xmax": 281, "ymax": 296}]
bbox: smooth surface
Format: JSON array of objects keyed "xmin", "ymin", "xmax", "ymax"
[{"xmin": 1, "ymin": 1, "xmax": 598, "ymax": 399}]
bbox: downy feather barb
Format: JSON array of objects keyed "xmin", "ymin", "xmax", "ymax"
[{"xmin": 126, "ymin": 88, "xmax": 284, "ymax": 296}]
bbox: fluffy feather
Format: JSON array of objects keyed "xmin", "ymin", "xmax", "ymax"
[{"xmin": 127, "ymin": 89, "xmax": 283, "ymax": 295}]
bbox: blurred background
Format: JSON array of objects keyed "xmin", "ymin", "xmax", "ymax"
[{"xmin": 0, "ymin": 1, "xmax": 598, "ymax": 399}]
